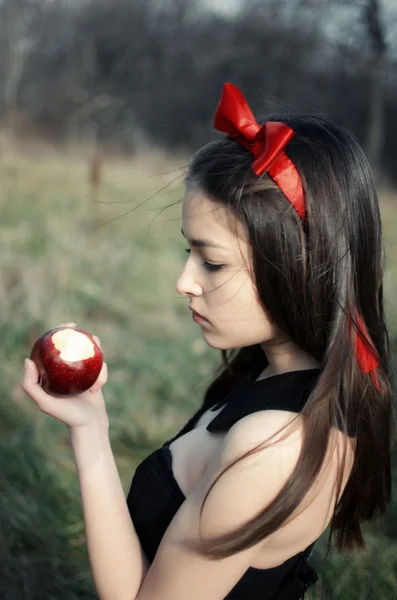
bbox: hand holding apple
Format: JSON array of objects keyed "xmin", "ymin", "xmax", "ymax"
[
  {"xmin": 30, "ymin": 325, "xmax": 104, "ymax": 396},
  {"xmin": 21, "ymin": 323, "xmax": 109, "ymax": 431}
]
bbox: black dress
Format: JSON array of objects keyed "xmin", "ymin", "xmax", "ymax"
[{"xmin": 126, "ymin": 368, "xmax": 322, "ymax": 599}]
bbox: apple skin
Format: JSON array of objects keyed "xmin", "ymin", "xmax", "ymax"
[{"xmin": 30, "ymin": 327, "xmax": 104, "ymax": 396}]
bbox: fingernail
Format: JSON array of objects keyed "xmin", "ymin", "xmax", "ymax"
[{"xmin": 24, "ymin": 358, "xmax": 30, "ymax": 370}]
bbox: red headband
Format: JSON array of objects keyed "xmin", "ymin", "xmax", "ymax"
[
  {"xmin": 214, "ymin": 82, "xmax": 385, "ymax": 393},
  {"xmin": 214, "ymin": 82, "xmax": 306, "ymax": 220}
]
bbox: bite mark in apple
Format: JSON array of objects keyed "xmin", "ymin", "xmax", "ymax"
[{"xmin": 51, "ymin": 329, "xmax": 96, "ymax": 362}]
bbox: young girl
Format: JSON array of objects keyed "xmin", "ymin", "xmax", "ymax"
[{"xmin": 21, "ymin": 83, "xmax": 393, "ymax": 600}]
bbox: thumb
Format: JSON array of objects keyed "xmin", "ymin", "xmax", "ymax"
[
  {"xmin": 21, "ymin": 359, "xmax": 56, "ymax": 408},
  {"xmin": 24, "ymin": 358, "xmax": 39, "ymax": 382}
]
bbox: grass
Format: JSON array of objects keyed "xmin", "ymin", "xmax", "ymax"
[{"xmin": 0, "ymin": 135, "xmax": 396, "ymax": 599}]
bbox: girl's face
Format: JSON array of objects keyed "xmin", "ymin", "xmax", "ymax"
[{"xmin": 176, "ymin": 189, "xmax": 285, "ymax": 350}]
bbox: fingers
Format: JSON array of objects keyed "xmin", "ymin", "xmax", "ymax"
[
  {"xmin": 20, "ymin": 359, "xmax": 96, "ymax": 428},
  {"xmin": 21, "ymin": 359, "xmax": 56, "ymax": 413},
  {"xmin": 90, "ymin": 362, "xmax": 108, "ymax": 393}
]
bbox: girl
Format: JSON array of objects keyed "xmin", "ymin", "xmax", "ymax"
[{"xmin": 21, "ymin": 83, "xmax": 393, "ymax": 600}]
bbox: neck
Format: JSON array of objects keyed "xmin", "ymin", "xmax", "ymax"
[{"xmin": 259, "ymin": 338, "xmax": 321, "ymax": 379}]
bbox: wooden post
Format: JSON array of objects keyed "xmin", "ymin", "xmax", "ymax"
[{"xmin": 88, "ymin": 149, "xmax": 103, "ymax": 230}]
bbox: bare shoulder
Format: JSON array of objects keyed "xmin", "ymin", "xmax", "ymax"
[
  {"xmin": 223, "ymin": 408, "xmax": 355, "ymax": 458},
  {"xmin": 221, "ymin": 409, "xmax": 355, "ymax": 505},
  {"xmin": 221, "ymin": 410, "xmax": 305, "ymax": 470}
]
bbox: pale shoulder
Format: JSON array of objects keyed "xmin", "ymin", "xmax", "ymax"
[
  {"xmin": 221, "ymin": 410, "xmax": 304, "ymax": 471},
  {"xmin": 187, "ymin": 410, "xmax": 305, "ymax": 536},
  {"xmin": 220, "ymin": 409, "xmax": 355, "ymax": 513},
  {"xmin": 221, "ymin": 408, "xmax": 354, "ymax": 476}
]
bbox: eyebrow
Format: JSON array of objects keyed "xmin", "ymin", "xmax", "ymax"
[{"xmin": 181, "ymin": 228, "xmax": 226, "ymax": 249}]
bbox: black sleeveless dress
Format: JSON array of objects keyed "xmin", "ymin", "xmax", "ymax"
[{"xmin": 126, "ymin": 368, "xmax": 322, "ymax": 599}]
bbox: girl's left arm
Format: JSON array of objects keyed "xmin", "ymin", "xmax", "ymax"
[
  {"xmin": 69, "ymin": 423, "xmax": 150, "ymax": 600},
  {"xmin": 70, "ymin": 413, "xmax": 308, "ymax": 600}
]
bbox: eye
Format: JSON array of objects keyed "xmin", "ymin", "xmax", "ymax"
[{"xmin": 184, "ymin": 248, "xmax": 224, "ymax": 273}]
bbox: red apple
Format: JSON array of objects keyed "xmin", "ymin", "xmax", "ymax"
[{"xmin": 30, "ymin": 327, "xmax": 104, "ymax": 396}]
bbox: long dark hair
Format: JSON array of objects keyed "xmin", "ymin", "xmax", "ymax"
[{"xmin": 183, "ymin": 114, "xmax": 394, "ymax": 560}]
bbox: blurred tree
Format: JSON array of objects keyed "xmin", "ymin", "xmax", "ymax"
[
  {"xmin": 362, "ymin": 0, "xmax": 387, "ymax": 180},
  {"xmin": 1, "ymin": 0, "xmax": 397, "ymax": 182},
  {"xmin": 0, "ymin": 0, "xmax": 44, "ymax": 125}
]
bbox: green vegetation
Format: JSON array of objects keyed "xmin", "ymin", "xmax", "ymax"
[{"xmin": 1, "ymin": 140, "xmax": 396, "ymax": 599}]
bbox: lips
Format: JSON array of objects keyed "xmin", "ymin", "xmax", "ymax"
[{"xmin": 189, "ymin": 307, "xmax": 207, "ymax": 320}]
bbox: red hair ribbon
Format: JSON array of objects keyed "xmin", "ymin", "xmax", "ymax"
[
  {"xmin": 214, "ymin": 82, "xmax": 306, "ymax": 220},
  {"xmin": 351, "ymin": 310, "xmax": 385, "ymax": 392},
  {"xmin": 214, "ymin": 82, "xmax": 384, "ymax": 392}
]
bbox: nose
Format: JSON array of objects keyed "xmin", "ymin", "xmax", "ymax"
[{"xmin": 176, "ymin": 262, "xmax": 203, "ymax": 297}]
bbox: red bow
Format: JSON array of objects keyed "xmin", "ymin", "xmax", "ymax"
[
  {"xmin": 214, "ymin": 82, "xmax": 306, "ymax": 220},
  {"xmin": 213, "ymin": 82, "xmax": 385, "ymax": 392}
]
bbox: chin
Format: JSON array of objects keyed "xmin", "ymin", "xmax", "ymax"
[
  {"xmin": 200, "ymin": 332, "xmax": 226, "ymax": 350},
  {"xmin": 202, "ymin": 339, "xmax": 223, "ymax": 350},
  {"xmin": 201, "ymin": 333, "xmax": 241, "ymax": 351}
]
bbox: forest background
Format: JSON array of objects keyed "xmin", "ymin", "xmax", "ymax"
[{"xmin": 1, "ymin": 0, "xmax": 397, "ymax": 598}]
